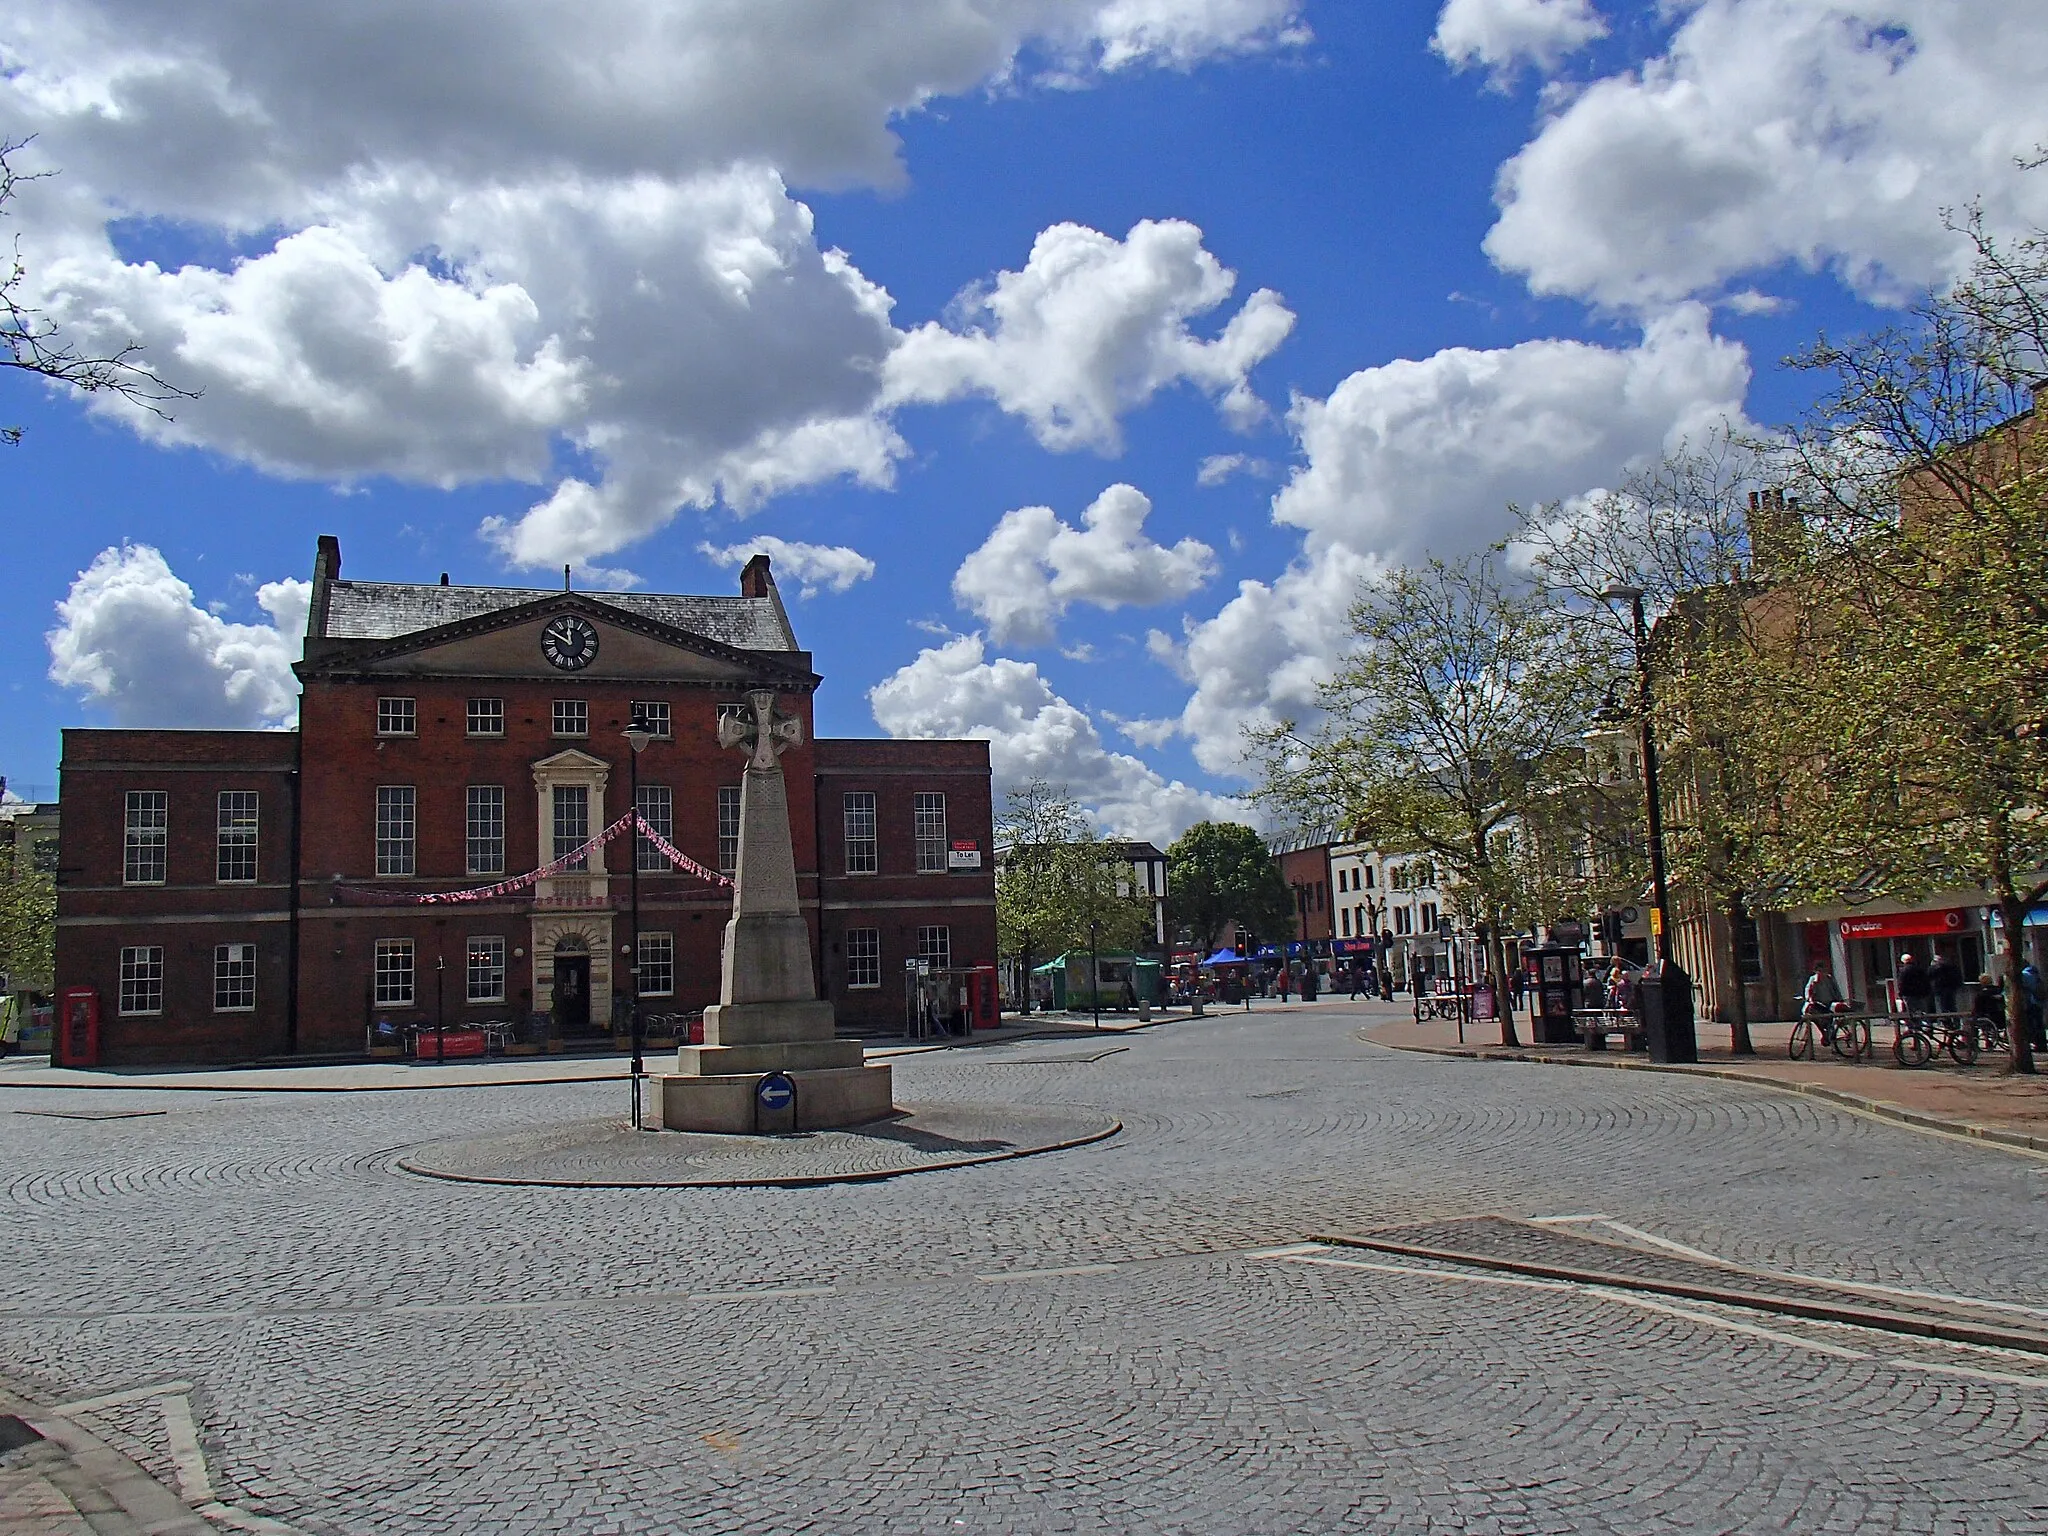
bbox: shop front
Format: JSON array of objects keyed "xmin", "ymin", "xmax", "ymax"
[{"xmin": 1818, "ymin": 906, "xmax": 1984, "ymax": 1008}]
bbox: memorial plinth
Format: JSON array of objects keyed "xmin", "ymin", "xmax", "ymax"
[{"xmin": 650, "ymin": 690, "xmax": 893, "ymax": 1132}]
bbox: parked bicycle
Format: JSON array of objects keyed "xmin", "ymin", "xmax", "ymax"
[
  {"xmin": 1891, "ymin": 1012, "xmax": 1978, "ymax": 1068},
  {"xmin": 1788, "ymin": 1003, "xmax": 1868, "ymax": 1062}
]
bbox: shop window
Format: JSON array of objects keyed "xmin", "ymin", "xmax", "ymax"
[
  {"xmin": 216, "ymin": 791, "xmax": 259, "ymax": 883},
  {"xmin": 377, "ymin": 697, "xmax": 416, "ymax": 737},
  {"xmin": 844, "ymin": 793, "xmax": 877, "ymax": 875},
  {"xmin": 119, "ymin": 945, "xmax": 164, "ymax": 1015},
  {"xmin": 914, "ymin": 793, "xmax": 948, "ymax": 874},
  {"xmin": 374, "ymin": 940, "xmax": 416, "ymax": 1007},
  {"xmin": 213, "ymin": 943, "xmax": 257, "ymax": 1012},
  {"xmin": 123, "ymin": 791, "xmax": 167, "ymax": 885},
  {"xmin": 467, "ymin": 697, "xmax": 505, "ymax": 737},
  {"xmin": 638, "ymin": 932, "xmax": 675, "ymax": 997},
  {"xmin": 467, "ymin": 936, "xmax": 507, "ymax": 1004},
  {"xmin": 846, "ymin": 928, "xmax": 881, "ymax": 989},
  {"xmin": 375, "ymin": 786, "xmax": 416, "ymax": 876}
]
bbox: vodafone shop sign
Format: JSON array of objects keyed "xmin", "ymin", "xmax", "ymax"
[{"xmin": 1838, "ymin": 909, "xmax": 1968, "ymax": 941}]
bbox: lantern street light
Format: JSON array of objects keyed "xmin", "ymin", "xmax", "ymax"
[{"xmin": 622, "ymin": 712, "xmax": 656, "ymax": 1127}]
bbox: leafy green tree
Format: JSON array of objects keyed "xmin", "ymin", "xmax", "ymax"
[
  {"xmin": 1253, "ymin": 552, "xmax": 1603, "ymax": 1046},
  {"xmin": 1164, "ymin": 821, "xmax": 1293, "ymax": 954},
  {"xmin": 0, "ymin": 869, "xmax": 55, "ymax": 989},
  {"xmin": 1514, "ymin": 437, "xmax": 1788, "ymax": 1055},
  {"xmin": 1760, "ymin": 208, "xmax": 2048, "ymax": 1072},
  {"xmin": 996, "ymin": 780, "xmax": 1154, "ymax": 1008}
]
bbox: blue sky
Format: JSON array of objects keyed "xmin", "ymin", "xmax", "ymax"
[{"xmin": 4, "ymin": 0, "xmax": 2045, "ymax": 837}]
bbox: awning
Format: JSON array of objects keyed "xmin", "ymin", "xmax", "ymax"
[{"xmin": 1199, "ymin": 949, "xmax": 1245, "ymax": 966}]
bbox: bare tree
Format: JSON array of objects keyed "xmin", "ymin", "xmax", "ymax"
[{"xmin": 3, "ymin": 138, "xmax": 195, "ymax": 445}]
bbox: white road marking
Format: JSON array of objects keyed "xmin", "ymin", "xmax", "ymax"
[
  {"xmin": 1580, "ymin": 1288, "xmax": 1871, "ymax": 1361},
  {"xmin": 687, "ymin": 1286, "xmax": 837, "ymax": 1301},
  {"xmin": 976, "ymin": 1264, "xmax": 1121, "ymax": 1282},
  {"xmin": 161, "ymin": 1392, "xmax": 217, "ymax": 1504},
  {"xmin": 1527, "ymin": 1214, "xmax": 1613, "ymax": 1225},
  {"xmin": 49, "ymin": 1380, "xmax": 194, "ymax": 1413}
]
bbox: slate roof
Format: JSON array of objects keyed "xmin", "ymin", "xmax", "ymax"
[{"xmin": 319, "ymin": 581, "xmax": 798, "ymax": 652}]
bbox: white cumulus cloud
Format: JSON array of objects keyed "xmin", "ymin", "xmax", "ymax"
[
  {"xmin": 47, "ymin": 546, "xmax": 307, "ymax": 728},
  {"xmin": 1273, "ymin": 304, "xmax": 1751, "ymax": 563},
  {"xmin": 1482, "ymin": 0, "xmax": 2048, "ymax": 309},
  {"xmin": 698, "ymin": 535, "xmax": 877, "ymax": 597},
  {"xmin": 1432, "ymin": 0, "xmax": 1607, "ymax": 80},
  {"xmin": 886, "ymin": 219, "xmax": 1295, "ymax": 453},
  {"xmin": 1, "ymin": 4, "xmax": 1304, "ymax": 571},
  {"xmin": 869, "ymin": 633, "xmax": 1240, "ymax": 843},
  {"xmin": 952, "ymin": 483, "xmax": 1216, "ymax": 647}
]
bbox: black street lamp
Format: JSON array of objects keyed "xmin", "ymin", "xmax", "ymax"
[
  {"xmin": 1601, "ymin": 582, "xmax": 1697, "ymax": 1063},
  {"xmin": 1088, "ymin": 917, "xmax": 1101, "ymax": 1032},
  {"xmin": 622, "ymin": 712, "xmax": 655, "ymax": 1127},
  {"xmin": 433, "ymin": 952, "xmax": 446, "ymax": 1065}
]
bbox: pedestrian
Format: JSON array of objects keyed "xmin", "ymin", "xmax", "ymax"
[
  {"xmin": 1971, "ymin": 973, "xmax": 2005, "ymax": 1035},
  {"xmin": 2023, "ymin": 963, "xmax": 2046, "ymax": 1049},
  {"xmin": 1928, "ymin": 947, "xmax": 1962, "ymax": 1016},
  {"xmin": 1583, "ymin": 968, "xmax": 1607, "ymax": 1012},
  {"xmin": 1801, "ymin": 964, "xmax": 1844, "ymax": 1016},
  {"xmin": 1277, "ymin": 964, "xmax": 1292, "ymax": 1003},
  {"xmin": 1347, "ymin": 962, "xmax": 1364, "ymax": 1000},
  {"xmin": 0, "ymin": 991, "xmax": 20, "ymax": 1058},
  {"xmin": 1607, "ymin": 964, "xmax": 1632, "ymax": 1014},
  {"xmin": 1895, "ymin": 951, "xmax": 1933, "ymax": 1020}
]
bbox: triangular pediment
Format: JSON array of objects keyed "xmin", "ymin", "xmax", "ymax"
[
  {"xmin": 301, "ymin": 592, "xmax": 817, "ymax": 688},
  {"xmin": 533, "ymin": 747, "xmax": 612, "ymax": 775}
]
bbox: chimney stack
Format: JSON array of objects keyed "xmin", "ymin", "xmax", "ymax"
[{"xmin": 740, "ymin": 552, "xmax": 775, "ymax": 599}]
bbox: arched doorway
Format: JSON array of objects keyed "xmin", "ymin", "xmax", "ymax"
[{"xmin": 552, "ymin": 934, "xmax": 592, "ymax": 1035}]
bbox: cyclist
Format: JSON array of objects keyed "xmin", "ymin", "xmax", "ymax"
[{"xmin": 1801, "ymin": 963, "xmax": 1845, "ymax": 1047}]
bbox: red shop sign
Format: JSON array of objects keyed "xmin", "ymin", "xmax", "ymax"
[{"xmin": 1838, "ymin": 909, "xmax": 1968, "ymax": 941}]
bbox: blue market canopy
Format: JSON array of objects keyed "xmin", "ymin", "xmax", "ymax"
[{"xmin": 1200, "ymin": 949, "xmax": 1245, "ymax": 966}]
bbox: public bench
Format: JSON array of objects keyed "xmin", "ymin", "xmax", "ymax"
[{"xmin": 1575, "ymin": 1008, "xmax": 1644, "ymax": 1052}]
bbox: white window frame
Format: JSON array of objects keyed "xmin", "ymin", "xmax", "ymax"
[
  {"xmin": 123, "ymin": 790, "xmax": 168, "ymax": 886},
  {"xmin": 636, "ymin": 785, "xmax": 673, "ymax": 872},
  {"xmin": 843, "ymin": 792, "xmax": 878, "ymax": 875},
  {"xmin": 552, "ymin": 699, "xmax": 588, "ymax": 738},
  {"xmin": 913, "ymin": 792, "xmax": 948, "ymax": 875},
  {"xmin": 717, "ymin": 785, "xmax": 741, "ymax": 876},
  {"xmin": 216, "ymin": 790, "xmax": 259, "ymax": 884},
  {"xmin": 846, "ymin": 928, "xmax": 881, "ymax": 989},
  {"xmin": 466, "ymin": 697, "xmax": 505, "ymax": 737},
  {"xmin": 637, "ymin": 931, "xmax": 675, "ymax": 997},
  {"xmin": 374, "ymin": 939, "xmax": 416, "ymax": 1007},
  {"xmin": 375, "ymin": 786, "xmax": 416, "ymax": 877},
  {"xmin": 631, "ymin": 701, "xmax": 672, "ymax": 739},
  {"xmin": 213, "ymin": 943, "xmax": 257, "ymax": 1012},
  {"xmin": 467, "ymin": 936, "xmax": 507, "ymax": 1004},
  {"xmin": 552, "ymin": 784, "xmax": 591, "ymax": 870},
  {"xmin": 916, "ymin": 925, "xmax": 951, "ymax": 970},
  {"xmin": 466, "ymin": 785, "xmax": 506, "ymax": 875},
  {"xmin": 376, "ymin": 696, "xmax": 417, "ymax": 737},
  {"xmin": 119, "ymin": 945, "xmax": 164, "ymax": 1016}
]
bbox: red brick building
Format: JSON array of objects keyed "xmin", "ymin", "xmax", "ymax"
[{"xmin": 54, "ymin": 538, "xmax": 995, "ymax": 1064}]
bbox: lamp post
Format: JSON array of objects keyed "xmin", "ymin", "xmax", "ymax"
[
  {"xmin": 434, "ymin": 952, "xmax": 446, "ymax": 1065},
  {"xmin": 622, "ymin": 713, "xmax": 655, "ymax": 1127},
  {"xmin": 1600, "ymin": 582, "xmax": 1697, "ymax": 1063},
  {"xmin": 1088, "ymin": 918, "xmax": 1101, "ymax": 1032}
]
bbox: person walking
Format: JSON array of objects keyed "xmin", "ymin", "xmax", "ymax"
[
  {"xmin": 2022, "ymin": 963, "xmax": 2046, "ymax": 1049},
  {"xmin": 1928, "ymin": 948, "xmax": 1963, "ymax": 1016},
  {"xmin": 0, "ymin": 991, "xmax": 21, "ymax": 1058},
  {"xmin": 1347, "ymin": 962, "xmax": 1364, "ymax": 1000},
  {"xmin": 1895, "ymin": 951, "xmax": 1933, "ymax": 1021},
  {"xmin": 1277, "ymin": 964, "xmax": 1292, "ymax": 1003}
]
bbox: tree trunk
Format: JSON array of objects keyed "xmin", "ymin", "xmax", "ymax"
[
  {"xmin": 1987, "ymin": 821, "xmax": 2037, "ymax": 1074},
  {"xmin": 1721, "ymin": 890, "xmax": 1755, "ymax": 1056},
  {"xmin": 1487, "ymin": 924, "xmax": 1521, "ymax": 1048}
]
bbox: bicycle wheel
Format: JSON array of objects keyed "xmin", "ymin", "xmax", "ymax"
[
  {"xmin": 1892, "ymin": 1027, "xmax": 1931, "ymax": 1068},
  {"xmin": 1789, "ymin": 1019, "xmax": 1816, "ymax": 1061},
  {"xmin": 1831, "ymin": 1020, "xmax": 1869, "ymax": 1061},
  {"xmin": 1946, "ymin": 1026, "xmax": 1978, "ymax": 1067}
]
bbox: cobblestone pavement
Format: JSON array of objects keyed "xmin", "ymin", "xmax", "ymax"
[{"xmin": 3, "ymin": 1004, "xmax": 2046, "ymax": 1534}]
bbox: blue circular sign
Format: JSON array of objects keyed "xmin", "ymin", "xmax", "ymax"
[{"xmin": 756, "ymin": 1073, "xmax": 795, "ymax": 1111}]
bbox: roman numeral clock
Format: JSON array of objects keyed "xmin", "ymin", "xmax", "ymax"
[{"xmin": 540, "ymin": 614, "xmax": 600, "ymax": 671}]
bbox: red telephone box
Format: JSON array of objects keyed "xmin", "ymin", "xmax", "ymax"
[
  {"xmin": 56, "ymin": 985, "xmax": 100, "ymax": 1068},
  {"xmin": 966, "ymin": 966, "xmax": 1001, "ymax": 1030}
]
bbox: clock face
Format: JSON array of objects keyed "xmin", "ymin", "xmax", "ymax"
[{"xmin": 540, "ymin": 614, "xmax": 600, "ymax": 671}]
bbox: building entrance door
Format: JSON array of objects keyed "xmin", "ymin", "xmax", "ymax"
[{"xmin": 553, "ymin": 955, "xmax": 591, "ymax": 1034}]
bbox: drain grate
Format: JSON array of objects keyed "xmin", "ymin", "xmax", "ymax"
[{"xmin": 1314, "ymin": 1216, "xmax": 2048, "ymax": 1357}]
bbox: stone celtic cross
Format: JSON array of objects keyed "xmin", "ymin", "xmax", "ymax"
[{"xmin": 717, "ymin": 689, "xmax": 802, "ymax": 772}]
